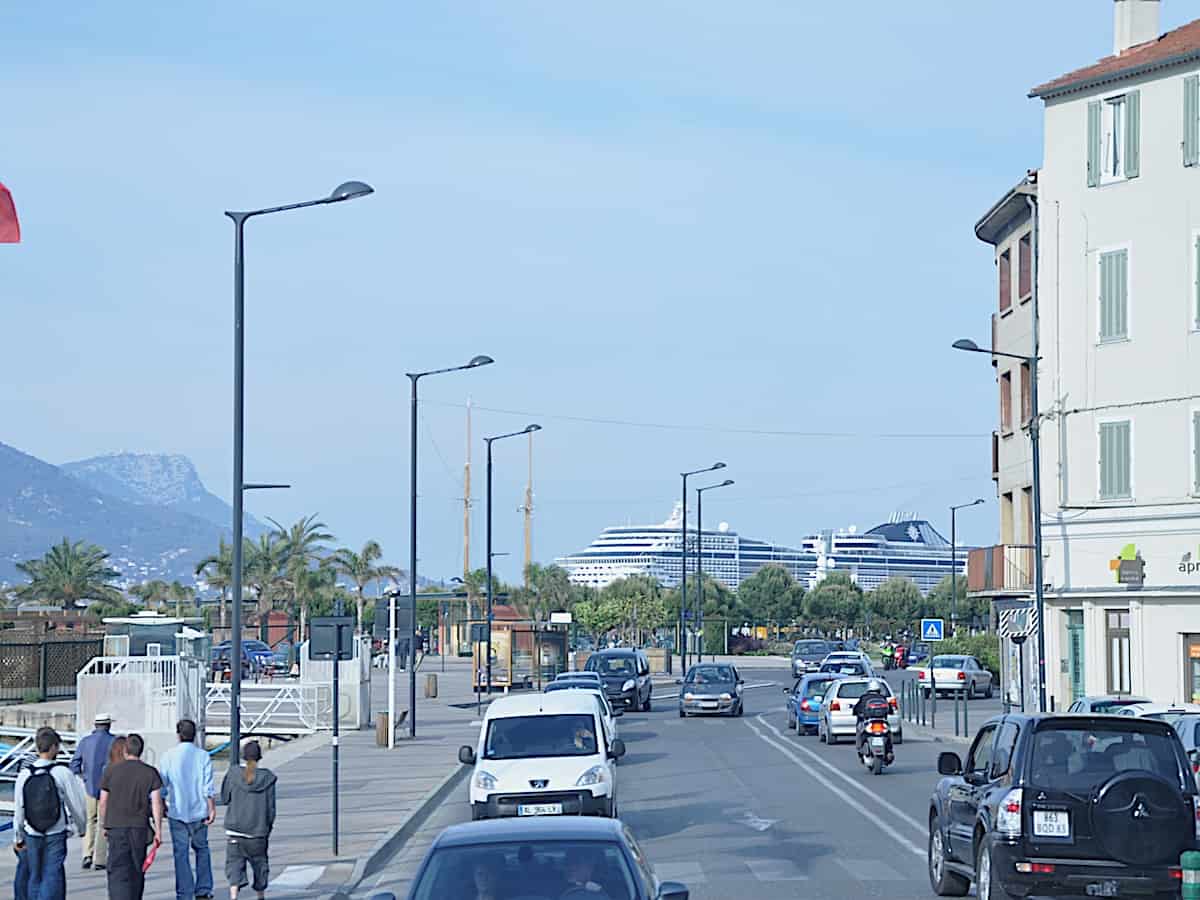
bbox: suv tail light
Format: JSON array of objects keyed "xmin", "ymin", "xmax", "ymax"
[
  {"xmin": 1015, "ymin": 862, "xmax": 1055, "ymax": 874},
  {"xmin": 829, "ymin": 700, "xmax": 841, "ymax": 712},
  {"xmin": 996, "ymin": 788, "xmax": 1023, "ymax": 837},
  {"xmin": 957, "ymin": 671, "xmax": 966, "ymax": 681},
  {"xmin": 1193, "ymin": 797, "xmax": 1200, "ymax": 840}
]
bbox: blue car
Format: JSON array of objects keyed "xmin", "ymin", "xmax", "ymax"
[
  {"xmin": 907, "ymin": 641, "xmax": 931, "ymax": 666},
  {"xmin": 784, "ymin": 672, "xmax": 845, "ymax": 735}
]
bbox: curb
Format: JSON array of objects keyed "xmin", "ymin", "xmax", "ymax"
[
  {"xmin": 338, "ymin": 762, "xmax": 470, "ymax": 894},
  {"xmin": 900, "ymin": 721, "xmax": 972, "ymax": 745}
]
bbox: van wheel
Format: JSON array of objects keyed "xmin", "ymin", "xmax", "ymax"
[
  {"xmin": 642, "ymin": 695, "xmax": 651, "ymax": 712},
  {"xmin": 928, "ymin": 815, "xmax": 969, "ymax": 896}
]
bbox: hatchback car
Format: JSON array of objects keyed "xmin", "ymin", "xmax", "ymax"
[
  {"xmin": 817, "ymin": 678, "xmax": 902, "ymax": 744},
  {"xmin": 403, "ymin": 817, "xmax": 689, "ymax": 900},
  {"xmin": 678, "ymin": 663, "xmax": 743, "ymax": 717},
  {"xmin": 585, "ymin": 649, "xmax": 653, "ymax": 712},
  {"xmin": 784, "ymin": 673, "xmax": 844, "ymax": 735}
]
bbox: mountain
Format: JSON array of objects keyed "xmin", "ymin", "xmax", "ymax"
[
  {"xmin": 0, "ymin": 442, "xmax": 227, "ymax": 586},
  {"xmin": 61, "ymin": 452, "xmax": 265, "ymax": 537}
]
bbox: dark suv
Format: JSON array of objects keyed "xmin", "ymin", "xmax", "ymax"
[
  {"xmin": 584, "ymin": 649, "xmax": 653, "ymax": 711},
  {"xmin": 929, "ymin": 714, "xmax": 1198, "ymax": 899}
]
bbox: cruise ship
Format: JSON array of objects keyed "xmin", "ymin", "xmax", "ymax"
[{"xmin": 557, "ymin": 508, "xmax": 963, "ymax": 595}]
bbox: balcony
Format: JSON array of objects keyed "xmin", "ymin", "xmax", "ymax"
[{"xmin": 968, "ymin": 544, "xmax": 1033, "ymax": 595}]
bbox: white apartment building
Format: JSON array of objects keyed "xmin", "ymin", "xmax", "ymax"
[{"xmin": 1019, "ymin": 0, "xmax": 1200, "ymax": 707}]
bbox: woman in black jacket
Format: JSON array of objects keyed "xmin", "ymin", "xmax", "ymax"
[{"xmin": 219, "ymin": 741, "xmax": 276, "ymax": 900}]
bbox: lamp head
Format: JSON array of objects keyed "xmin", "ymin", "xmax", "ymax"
[
  {"xmin": 711, "ymin": 462, "xmax": 726, "ymax": 471},
  {"xmin": 523, "ymin": 424, "xmax": 542, "ymax": 434},
  {"xmin": 328, "ymin": 181, "xmax": 374, "ymax": 203},
  {"xmin": 972, "ymin": 498, "xmax": 985, "ymax": 507},
  {"xmin": 720, "ymin": 479, "xmax": 735, "ymax": 487},
  {"xmin": 952, "ymin": 338, "xmax": 981, "ymax": 353},
  {"xmin": 467, "ymin": 355, "xmax": 494, "ymax": 368}
]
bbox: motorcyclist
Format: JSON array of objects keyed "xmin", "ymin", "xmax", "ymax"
[{"xmin": 853, "ymin": 679, "xmax": 894, "ymax": 763}]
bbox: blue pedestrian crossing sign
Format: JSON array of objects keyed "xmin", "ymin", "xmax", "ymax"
[{"xmin": 921, "ymin": 618, "xmax": 945, "ymax": 642}]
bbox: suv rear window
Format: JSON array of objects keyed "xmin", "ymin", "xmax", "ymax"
[
  {"xmin": 794, "ymin": 641, "xmax": 827, "ymax": 654},
  {"xmin": 587, "ymin": 655, "xmax": 637, "ymax": 676},
  {"xmin": 1031, "ymin": 723, "xmax": 1182, "ymax": 789}
]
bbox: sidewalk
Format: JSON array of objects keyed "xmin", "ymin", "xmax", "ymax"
[{"xmin": 0, "ymin": 656, "xmax": 482, "ymax": 899}]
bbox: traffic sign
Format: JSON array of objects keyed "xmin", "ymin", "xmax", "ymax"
[{"xmin": 921, "ymin": 618, "xmax": 945, "ymax": 642}]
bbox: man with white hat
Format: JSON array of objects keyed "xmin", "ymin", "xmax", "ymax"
[{"xmin": 69, "ymin": 712, "xmax": 115, "ymax": 870}]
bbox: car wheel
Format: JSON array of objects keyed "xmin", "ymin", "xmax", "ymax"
[
  {"xmin": 735, "ymin": 702, "xmax": 744, "ymax": 718},
  {"xmin": 967, "ymin": 681, "xmax": 976, "ymax": 701},
  {"xmin": 894, "ymin": 729, "xmax": 903, "ymax": 745},
  {"xmin": 787, "ymin": 710, "xmax": 796, "ymax": 730},
  {"xmin": 818, "ymin": 722, "xmax": 827, "ymax": 743},
  {"xmin": 984, "ymin": 680, "xmax": 994, "ymax": 699},
  {"xmin": 977, "ymin": 838, "xmax": 1019, "ymax": 900},
  {"xmin": 678, "ymin": 707, "xmax": 685, "ymax": 718},
  {"xmin": 643, "ymin": 694, "xmax": 651, "ymax": 713},
  {"xmin": 923, "ymin": 689, "xmax": 931, "ymax": 699},
  {"xmin": 828, "ymin": 728, "xmax": 839, "ymax": 745},
  {"xmin": 927, "ymin": 815, "xmax": 969, "ymax": 896}
]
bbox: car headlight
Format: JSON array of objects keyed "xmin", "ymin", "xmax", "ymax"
[
  {"xmin": 474, "ymin": 770, "xmax": 497, "ymax": 791},
  {"xmin": 719, "ymin": 693, "xmax": 732, "ymax": 702},
  {"xmin": 683, "ymin": 692, "xmax": 694, "ymax": 702},
  {"xmin": 622, "ymin": 679, "xmax": 636, "ymax": 692},
  {"xmin": 576, "ymin": 766, "xmax": 607, "ymax": 787}
]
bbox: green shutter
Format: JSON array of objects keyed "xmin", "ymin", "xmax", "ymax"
[
  {"xmin": 1124, "ymin": 91, "xmax": 1140, "ymax": 178},
  {"xmin": 1099, "ymin": 249, "xmax": 1128, "ymax": 341},
  {"xmin": 1088, "ymin": 101, "xmax": 1102, "ymax": 187},
  {"xmin": 1100, "ymin": 421, "xmax": 1132, "ymax": 500},
  {"xmin": 1185, "ymin": 75, "xmax": 1200, "ymax": 167}
]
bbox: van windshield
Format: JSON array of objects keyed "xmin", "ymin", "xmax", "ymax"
[
  {"xmin": 588, "ymin": 656, "xmax": 636, "ymax": 676},
  {"xmin": 485, "ymin": 714, "xmax": 599, "ymax": 760},
  {"xmin": 794, "ymin": 641, "xmax": 828, "ymax": 654},
  {"xmin": 1030, "ymin": 724, "xmax": 1182, "ymax": 789}
]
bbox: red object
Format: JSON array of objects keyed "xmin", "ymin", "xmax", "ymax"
[
  {"xmin": 142, "ymin": 842, "xmax": 158, "ymax": 873},
  {"xmin": 800, "ymin": 699, "xmax": 810, "ymax": 712},
  {"xmin": 957, "ymin": 671, "xmax": 966, "ymax": 681},
  {"xmin": 888, "ymin": 696, "xmax": 898, "ymax": 711},
  {"xmin": 829, "ymin": 700, "xmax": 840, "ymax": 712},
  {"xmin": 0, "ymin": 183, "xmax": 19, "ymax": 243},
  {"xmin": 1171, "ymin": 868, "xmax": 1184, "ymax": 880},
  {"xmin": 918, "ymin": 670, "xmax": 926, "ymax": 680},
  {"xmin": 1030, "ymin": 863, "xmax": 1055, "ymax": 875}
]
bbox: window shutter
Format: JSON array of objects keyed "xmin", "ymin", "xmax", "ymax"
[
  {"xmin": 1088, "ymin": 101, "xmax": 1102, "ymax": 187},
  {"xmin": 1100, "ymin": 421, "xmax": 1132, "ymax": 499},
  {"xmin": 1185, "ymin": 75, "xmax": 1200, "ymax": 167},
  {"xmin": 1099, "ymin": 249, "xmax": 1129, "ymax": 341},
  {"xmin": 1124, "ymin": 90, "xmax": 1140, "ymax": 178}
]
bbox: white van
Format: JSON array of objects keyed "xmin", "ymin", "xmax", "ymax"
[{"xmin": 458, "ymin": 690, "xmax": 626, "ymax": 820}]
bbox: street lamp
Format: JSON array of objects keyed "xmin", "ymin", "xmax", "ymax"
[
  {"xmin": 696, "ymin": 479, "xmax": 734, "ymax": 662},
  {"xmin": 953, "ymin": 337, "xmax": 1046, "ymax": 712},
  {"xmin": 485, "ymin": 426, "xmax": 541, "ymax": 700},
  {"xmin": 680, "ymin": 462, "xmax": 725, "ymax": 674},
  {"xmin": 225, "ymin": 181, "xmax": 372, "ymax": 757},
  {"xmin": 403, "ymin": 355, "xmax": 493, "ymax": 745},
  {"xmin": 949, "ymin": 498, "xmax": 985, "ymax": 633}
]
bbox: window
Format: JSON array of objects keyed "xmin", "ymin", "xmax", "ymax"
[
  {"xmin": 1088, "ymin": 91, "xmax": 1140, "ymax": 186},
  {"xmin": 1022, "ymin": 486, "xmax": 1034, "ymax": 544},
  {"xmin": 1194, "ymin": 234, "xmax": 1200, "ymax": 330},
  {"xmin": 1102, "ymin": 96, "xmax": 1126, "ymax": 181},
  {"xmin": 1099, "ymin": 248, "xmax": 1129, "ymax": 342},
  {"xmin": 1018, "ymin": 234, "xmax": 1032, "ymax": 299},
  {"xmin": 1099, "ymin": 419, "xmax": 1132, "ymax": 500},
  {"xmin": 992, "ymin": 722, "xmax": 1020, "ymax": 779},
  {"xmin": 1000, "ymin": 370, "xmax": 1013, "ymax": 431},
  {"xmin": 966, "ymin": 724, "xmax": 998, "ymax": 776},
  {"xmin": 1000, "ymin": 491, "xmax": 1014, "ymax": 544},
  {"xmin": 1106, "ymin": 610, "xmax": 1132, "ymax": 695},
  {"xmin": 1185, "ymin": 74, "xmax": 1199, "ymax": 168},
  {"xmin": 1020, "ymin": 362, "xmax": 1031, "ymax": 423},
  {"xmin": 999, "ymin": 249, "xmax": 1012, "ymax": 312}
]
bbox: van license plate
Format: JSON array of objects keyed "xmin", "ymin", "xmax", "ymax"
[
  {"xmin": 518, "ymin": 803, "xmax": 562, "ymax": 816},
  {"xmin": 1033, "ymin": 810, "xmax": 1070, "ymax": 838}
]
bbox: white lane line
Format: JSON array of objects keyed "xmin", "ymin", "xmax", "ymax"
[
  {"xmin": 753, "ymin": 714, "xmax": 927, "ymax": 834},
  {"xmin": 750, "ymin": 859, "xmax": 811, "ymax": 882},
  {"xmin": 743, "ymin": 717, "xmax": 925, "ymax": 858}
]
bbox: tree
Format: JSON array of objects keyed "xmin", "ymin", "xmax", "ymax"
[
  {"xmin": 168, "ymin": 581, "xmax": 195, "ymax": 617},
  {"xmin": 130, "ymin": 579, "xmax": 171, "ymax": 610},
  {"xmin": 16, "ymin": 539, "xmax": 124, "ymax": 610},
  {"xmin": 243, "ymin": 532, "xmax": 291, "ymax": 640},
  {"xmin": 270, "ymin": 514, "xmax": 335, "ymax": 644},
  {"xmin": 598, "ymin": 576, "xmax": 668, "ymax": 645},
  {"xmin": 804, "ymin": 572, "xmax": 864, "ymax": 636},
  {"xmin": 195, "ymin": 539, "xmax": 233, "ymax": 628},
  {"xmin": 516, "ymin": 563, "xmax": 574, "ymax": 622},
  {"xmin": 867, "ymin": 576, "xmax": 924, "ymax": 636},
  {"xmin": 329, "ymin": 540, "xmax": 401, "ymax": 634},
  {"xmin": 86, "ymin": 598, "xmax": 138, "ymax": 621},
  {"xmin": 926, "ymin": 574, "xmax": 987, "ymax": 630},
  {"xmin": 738, "ymin": 565, "xmax": 801, "ymax": 637}
]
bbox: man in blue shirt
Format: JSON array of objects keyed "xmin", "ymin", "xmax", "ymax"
[
  {"xmin": 69, "ymin": 712, "xmax": 115, "ymax": 871},
  {"xmin": 158, "ymin": 719, "xmax": 216, "ymax": 900}
]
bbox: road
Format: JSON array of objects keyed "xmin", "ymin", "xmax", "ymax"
[{"xmin": 358, "ymin": 664, "xmax": 1002, "ymax": 900}]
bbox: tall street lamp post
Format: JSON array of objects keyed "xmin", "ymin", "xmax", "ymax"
[
  {"xmin": 485, "ymin": 426, "xmax": 541, "ymax": 699},
  {"xmin": 680, "ymin": 463, "xmax": 725, "ymax": 674},
  {"xmin": 949, "ymin": 498, "xmax": 985, "ymax": 634},
  {"xmin": 225, "ymin": 180, "xmax": 372, "ymax": 757},
  {"xmin": 404, "ymin": 356, "xmax": 494, "ymax": 744},
  {"xmin": 696, "ymin": 479, "xmax": 734, "ymax": 661},
  {"xmin": 953, "ymin": 338, "xmax": 1047, "ymax": 711}
]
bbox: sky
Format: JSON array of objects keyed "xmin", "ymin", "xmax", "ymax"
[{"xmin": 6, "ymin": 1, "xmax": 1197, "ymax": 584}]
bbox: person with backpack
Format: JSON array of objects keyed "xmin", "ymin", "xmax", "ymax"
[
  {"xmin": 12, "ymin": 726, "xmax": 87, "ymax": 900},
  {"xmin": 70, "ymin": 712, "xmax": 116, "ymax": 872},
  {"xmin": 98, "ymin": 733, "xmax": 164, "ymax": 900},
  {"xmin": 219, "ymin": 741, "xmax": 276, "ymax": 900}
]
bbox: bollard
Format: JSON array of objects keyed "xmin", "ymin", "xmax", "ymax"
[
  {"xmin": 954, "ymin": 687, "xmax": 960, "ymax": 737},
  {"xmin": 1182, "ymin": 850, "xmax": 1200, "ymax": 900},
  {"xmin": 964, "ymin": 685, "xmax": 969, "ymax": 735}
]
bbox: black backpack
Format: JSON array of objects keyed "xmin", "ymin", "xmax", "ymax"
[
  {"xmin": 23, "ymin": 764, "xmax": 65, "ymax": 833},
  {"xmin": 861, "ymin": 695, "xmax": 890, "ymax": 720}
]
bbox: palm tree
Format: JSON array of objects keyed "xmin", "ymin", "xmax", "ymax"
[
  {"xmin": 16, "ymin": 539, "xmax": 124, "ymax": 610},
  {"xmin": 168, "ymin": 581, "xmax": 195, "ymax": 617},
  {"xmin": 269, "ymin": 514, "xmax": 335, "ymax": 643},
  {"xmin": 292, "ymin": 563, "xmax": 337, "ymax": 646},
  {"xmin": 195, "ymin": 539, "xmax": 234, "ymax": 628},
  {"xmin": 329, "ymin": 540, "xmax": 402, "ymax": 634},
  {"xmin": 130, "ymin": 579, "xmax": 171, "ymax": 611},
  {"xmin": 243, "ymin": 533, "xmax": 291, "ymax": 641}
]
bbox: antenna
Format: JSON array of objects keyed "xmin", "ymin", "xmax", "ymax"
[
  {"xmin": 463, "ymin": 397, "xmax": 472, "ymax": 583},
  {"xmin": 520, "ymin": 429, "xmax": 535, "ymax": 586}
]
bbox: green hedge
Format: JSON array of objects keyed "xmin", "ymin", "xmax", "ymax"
[{"xmin": 937, "ymin": 633, "xmax": 1001, "ymax": 679}]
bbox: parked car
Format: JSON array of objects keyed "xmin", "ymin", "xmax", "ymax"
[
  {"xmin": 928, "ymin": 713, "xmax": 1199, "ymax": 899},
  {"xmin": 917, "ymin": 655, "xmax": 994, "ymax": 699},
  {"xmin": 401, "ymin": 817, "xmax": 689, "ymax": 899},
  {"xmin": 677, "ymin": 663, "xmax": 743, "ymax": 718},
  {"xmin": 907, "ymin": 642, "xmax": 931, "ymax": 665},
  {"xmin": 784, "ymin": 673, "xmax": 844, "ymax": 735},
  {"xmin": 584, "ymin": 649, "xmax": 653, "ymax": 712},
  {"xmin": 790, "ymin": 639, "xmax": 833, "ymax": 678},
  {"xmin": 1065, "ymin": 694, "xmax": 1152, "ymax": 714},
  {"xmin": 817, "ymin": 678, "xmax": 902, "ymax": 745},
  {"xmin": 213, "ymin": 639, "xmax": 275, "ymax": 673},
  {"xmin": 1114, "ymin": 702, "xmax": 1200, "ymax": 718}
]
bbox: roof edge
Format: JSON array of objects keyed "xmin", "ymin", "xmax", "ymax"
[
  {"xmin": 1031, "ymin": 47, "xmax": 1200, "ymax": 100},
  {"xmin": 975, "ymin": 174, "xmax": 1038, "ymax": 246}
]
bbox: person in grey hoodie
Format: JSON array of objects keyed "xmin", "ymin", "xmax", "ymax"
[{"xmin": 218, "ymin": 742, "xmax": 276, "ymax": 900}]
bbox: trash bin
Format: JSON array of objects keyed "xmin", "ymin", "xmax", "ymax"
[
  {"xmin": 425, "ymin": 673, "xmax": 438, "ymax": 698},
  {"xmin": 375, "ymin": 712, "xmax": 390, "ymax": 747}
]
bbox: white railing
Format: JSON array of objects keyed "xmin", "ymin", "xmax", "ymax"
[
  {"xmin": 78, "ymin": 655, "xmax": 178, "ymax": 692},
  {"xmin": 204, "ymin": 682, "xmax": 332, "ymax": 736}
]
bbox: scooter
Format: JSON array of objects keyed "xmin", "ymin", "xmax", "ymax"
[
  {"xmin": 858, "ymin": 719, "xmax": 893, "ymax": 776},
  {"xmin": 893, "ymin": 646, "xmax": 908, "ymax": 670}
]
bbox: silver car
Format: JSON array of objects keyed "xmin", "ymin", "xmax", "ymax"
[
  {"xmin": 916, "ymin": 654, "xmax": 994, "ymax": 699},
  {"xmin": 816, "ymin": 677, "xmax": 902, "ymax": 745},
  {"xmin": 1065, "ymin": 694, "xmax": 1150, "ymax": 714}
]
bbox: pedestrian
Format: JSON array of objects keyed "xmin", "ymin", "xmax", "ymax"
[
  {"xmin": 98, "ymin": 733, "xmax": 164, "ymax": 900},
  {"xmin": 159, "ymin": 719, "xmax": 216, "ymax": 900},
  {"xmin": 107, "ymin": 736, "xmax": 128, "ymax": 772},
  {"xmin": 70, "ymin": 712, "xmax": 116, "ymax": 872},
  {"xmin": 12, "ymin": 726, "xmax": 88, "ymax": 900},
  {"xmin": 219, "ymin": 741, "xmax": 276, "ymax": 900}
]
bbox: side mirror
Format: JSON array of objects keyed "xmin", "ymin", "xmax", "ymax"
[
  {"xmin": 657, "ymin": 883, "xmax": 689, "ymax": 900},
  {"xmin": 458, "ymin": 745, "xmax": 476, "ymax": 766},
  {"xmin": 782, "ymin": 687, "xmax": 791, "ymax": 695},
  {"xmin": 937, "ymin": 752, "xmax": 963, "ymax": 776},
  {"xmin": 609, "ymin": 738, "xmax": 626, "ymax": 759}
]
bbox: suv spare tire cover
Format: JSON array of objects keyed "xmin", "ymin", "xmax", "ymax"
[{"xmin": 1091, "ymin": 771, "xmax": 1191, "ymax": 866}]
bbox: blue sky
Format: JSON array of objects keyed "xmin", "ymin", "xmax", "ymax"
[{"xmin": 5, "ymin": 2, "xmax": 1194, "ymax": 583}]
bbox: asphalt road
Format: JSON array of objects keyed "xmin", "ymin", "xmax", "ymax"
[{"xmin": 360, "ymin": 666, "xmax": 982, "ymax": 900}]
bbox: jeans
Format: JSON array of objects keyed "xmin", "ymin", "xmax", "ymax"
[
  {"xmin": 14, "ymin": 844, "xmax": 31, "ymax": 900},
  {"xmin": 105, "ymin": 826, "xmax": 149, "ymax": 900},
  {"xmin": 168, "ymin": 818, "xmax": 213, "ymax": 899},
  {"xmin": 23, "ymin": 831, "xmax": 68, "ymax": 900},
  {"xmin": 84, "ymin": 794, "xmax": 108, "ymax": 865}
]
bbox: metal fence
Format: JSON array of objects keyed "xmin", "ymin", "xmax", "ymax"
[{"xmin": 0, "ymin": 639, "xmax": 104, "ymax": 701}]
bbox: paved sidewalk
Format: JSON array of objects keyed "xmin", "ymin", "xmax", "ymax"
[{"xmin": 0, "ymin": 656, "xmax": 482, "ymax": 899}]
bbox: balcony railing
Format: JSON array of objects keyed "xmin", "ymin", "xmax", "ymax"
[{"xmin": 968, "ymin": 544, "xmax": 1033, "ymax": 593}]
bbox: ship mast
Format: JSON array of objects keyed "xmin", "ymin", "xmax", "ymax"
[{"xmin": 521, "ymin": 430, "xmax": 534, "ymax": 586}]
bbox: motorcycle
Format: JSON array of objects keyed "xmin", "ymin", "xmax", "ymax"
[
  {"xmin": 858, "ymin": 719, "xmax": 893, "ymax": 776},
  {"xmin": 893, "ymin": 646, "xmax": 908, "ymax": 670}
]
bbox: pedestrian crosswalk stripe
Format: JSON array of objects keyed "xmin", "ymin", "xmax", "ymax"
[
  {"xmin": 834, "ymin": 858, "xmax": 903, "ymax": 881},
  {"xmin": 655, "ymin": 861, "xmax": 706, "ymax": 884},
  {"xmin": 749, "ymin": 859, "xmax": 810, "ymax": 881}
]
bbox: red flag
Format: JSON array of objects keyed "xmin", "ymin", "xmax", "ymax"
[{"xmin": 0, "ymin": 182, "xmax": 21, "ymax": 243}]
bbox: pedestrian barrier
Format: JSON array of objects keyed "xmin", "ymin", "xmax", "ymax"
[{"xmin": 204, "ymin": 682, "xmax": 333, "ymax": 736}]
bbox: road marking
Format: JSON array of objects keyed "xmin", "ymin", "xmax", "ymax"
[
  {"xmin": 750, "ymin": 859, "xmax": 810, "ymax": 881},
  {"xmin": 269, "ymin": 865, "xmax": 325, "ymax": 889},
  {"xmin": 654, "ymin": 861, "xmax": 706, "ymax": 884},
  {"xmin": 752, "ymin": 714, "xmax": 927, "ymax": 834},
  {"xmin": 743, "ymin": 717, "xmax": 925, "ymax": 858},
  {"xmin": 834, "ymin": 858, "xmax": 904, "ymax": 881},
  {"xmin": 739, "ymin": 812, "xmax": 777, "ymax": 832}
]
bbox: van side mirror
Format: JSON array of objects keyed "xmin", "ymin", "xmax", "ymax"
[
  {"xmin": 612, "ymin": 707, "xmax": 624, "ymax": 717},
  {"xmin": 458, "ymin": 745, "xmax": 476, "ymax": 766},
  {"xmin": 937, "ymin": 752, "xmax": 963, "ymax": 776},
  {"xmin": 609, "ymin": 738, "xmax": 626, "ymax": 759},
  {"xmin": 657, "ymin": 883, "xmax": 689, "ymax": 900}
]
